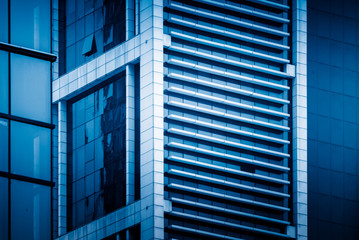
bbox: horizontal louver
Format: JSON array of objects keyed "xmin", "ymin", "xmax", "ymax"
[{"xmin": 164, "ymin": 0, "xmax": 293, "ymax": 239}]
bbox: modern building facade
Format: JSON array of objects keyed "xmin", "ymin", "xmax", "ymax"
[
  {"xmin": 0, "ymin": 0, "xmax": 56, "ymax": 239},
  {"xmin": 51, "ymin": 0, "xmax": 307, "ymax": 239},
  {"xmin": 2, "ymin": 0, "xmax": 359, "ymax": 239}
]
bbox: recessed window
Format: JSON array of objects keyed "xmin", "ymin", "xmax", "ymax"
[{"xmin": 68, "ymin": 74, "xmax": 126, "ymax": 230}]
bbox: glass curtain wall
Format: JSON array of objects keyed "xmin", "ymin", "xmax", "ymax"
[{"xmin": 0, "ymin": 0, "xmax": 53, "ymax": 239}]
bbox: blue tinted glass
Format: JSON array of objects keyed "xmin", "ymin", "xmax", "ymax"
[
  {"xmin": 0, "ymin": 118, "xmax": 8, "ymax": 171},
  {"xmin": 0, "ymin": 51, "xmax": 8, "ymax": 114},
  {"xmin": 11, "ymin": 180, "xmax": 50, "ymax": 240},
  {"xmin": 0, "ymin": 0, "xmax": 8, "ymax": 42},
  {"xmin": 69, "ymin": 75, "xmax": 126, "ymax": 229},
  {"xmin": 11, "ymin": 54, "xmax": 51, "ymax": 123},
  {"xmin": 11, "ymin": 0, "xmax": 50, "ymax": 51},
  {"xmin": 0, "ymin": 177, "xmax": 8, "ymax": 240},
  {"xmin": 11, "ymin": 121, "xmax": 51, "ymax": 181}
]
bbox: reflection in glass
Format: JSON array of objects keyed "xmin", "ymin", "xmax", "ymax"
[
  {"xmin": 0, "ymin": 51, "xmax": 8, "ymax": 114},
  {"xmin": 11, "ymin": 0, "xmax": 50, "ymax": 51},
  {"xmin": 11, "ymin": 54, "xmax": 51, "ymax": 123},
  {"xmin": 11, "ymin": 180, "xmax": 50, "ymax": 240},
  {"xmin": 0, "ymin": 178, "xmax": 8, "ymax": 240},
  {"xmin": 69, "ymin": 75, "xmax": 126, "ymax": 229},
  {"xmin": 0, "ymin": 118, "xmax": 8, "ymax": 172},
  {"xmin": 11, "ymin": 121, "xmax": 50, "ymax": 181}
]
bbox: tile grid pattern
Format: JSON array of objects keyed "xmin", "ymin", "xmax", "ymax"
[
  {"xmin": 292, "ymin": 0, "xmax": 308, "ymax": 239},
  {"xmin": 52, "ymin": 35, "xmax": 141, "ymax": 103},
  {"xmin": 126, "ymin": 64, "xmax": 136, "ymax": 204},
  {"xmin": 56, "ymin": 201, "xmax": 141, "ymax": 240},
  {"xmin": 139, "ymin": 0, "xmax": 164, "ymax": 239},
  {"xmin": 58, "ymin": 101, "xmax": 68, "ymax": 235},
  {"xmin": 52, "ymin": 0, "xmax": 60, "ymax": 237}
]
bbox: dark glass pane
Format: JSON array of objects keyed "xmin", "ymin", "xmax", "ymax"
[
  {"xmin": 0, "ymin": 118, "xmax": 8, "ymax": 172},
  {"xmin": 0, "ymin": 178, "xmax": 8, "ymax": 240},
  {"xmin": 11, "ymin": 121, "xmax": 51, "ymax": 181},
  {"xmin": 11, "ymin": 0, "xmax": 50, "ymax": 51},
  {"xmin": 69, "ymin": 74, "xmax": 126, "ymax": 229},
  {"xmin": 0, "ymin": 0, "xmax": 8, "ymax": 42},
  {"xmin": 85, "ymin": 13, "xmax": 94, "ymax": 36},
  {"xmin": 11, "ymin": 54, "xmax": 51, "ymax": 123},
  {"xmin": 0, "ymin": 51, "xmax": 8, "ymax": 114},
  {"xmin": 134, "ymin": 64, "xmax": 140, "ymax": 200},
  {"xmin": 11, "ymin": 180, "xmax": 50, "ymax": 240}
]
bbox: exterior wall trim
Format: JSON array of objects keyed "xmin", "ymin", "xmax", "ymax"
[{"xmin": 292, "ymin": 1, "xmax": 308, "ymax": 239}]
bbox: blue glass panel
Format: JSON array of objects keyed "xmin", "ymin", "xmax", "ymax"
[
  {"xmin": 11, "ymin": 0, "xmax": 50, "ymax": 51},
  {"xmin": 11, "ymin": 54, "xmax": 50, "ymax": 123},
  {"xmin": 0, "ymin": 0, "xmax": 8, "ymax": 42},
  {"xmin": 0, "ymin": 118, "xmax": 8, "ymax": 171},
  {"xmin": 0, "ymin": 51, "xmax": 8, "ymax": 114},
  {"xmin": 11, "ymin": 121, "xmax": 50, "ymax": 181},
  {"xmin": 11, "ymin": 180, "xmax": 50, "ymax": 240},
  {"xmin": 0, "ymin": 177, "xmax": 8, "ymax": 240}
]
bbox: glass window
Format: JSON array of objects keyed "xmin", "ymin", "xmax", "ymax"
[
  {"xmin": 0, "ymin": 51, "xmax": 8, "ymax": 114},
  {"xmin": 0, "ymin": 118, "xmax": 8, "ymax": 172},
  {"xmin": 11, "ymin": 0, "xmax": 50, "ymax": 51},
  {"xmin": 11, "ymin": 121, "xmax": 51, "ymax": 181},
  {"xmin": 0, "ymin": 0, "xmax": 8, "ymax": 42},
  {"xmin": 0, "ymin": 178, "xmax": 8, "ymax": 240},
  {"xmin": 11, "ymin": 54, "xmax": 51, "ymax": 123},
  {"xmin": 11, "ymin": 180, "xmax": 50, "ymax": 240},
  {"xmin": 68, "ymin": 74, "xmax": 126, "ymax": 229}
]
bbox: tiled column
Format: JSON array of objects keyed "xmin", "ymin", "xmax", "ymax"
[
  {"xmin": 52, "ymin": 0, "xmax": 60, "ymax": 237},
  {"xmin": 139, "ymin": 0, "xmax": 164, "ymax": 239},
  {"xmin": 126, "ymin": 64, "xmax": 136, "ymax": 204},
  {"xmin": 292, "ymin": 1, "xmax": 308, "ymax": 239},
  {"xmin": 58, "ymin": 101, "xmax": 67, "ymax": 235}
]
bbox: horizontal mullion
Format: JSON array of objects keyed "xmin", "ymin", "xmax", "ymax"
[
  {"xmin": 191, "ymin": 0, "xmax": 290, "ymax": 23},
  {"xmin": 166, "ymin": 86, "xmax": 289, "ymax": 118},
  {"xmin": 167, "ymin": 45, "xmax": 292, "ymax": 78},
  {"xmin": 0, "ymin": 171, "xmax": 54, "ymax": 187},
  {"xmin": 167, "ymin": 183, "xmax": 290, "ymax": 211},
  {"xmin": 166, "ymin": 101, "xmax": 290, "ymax": 131},
  {"xmin": 166, "ymin": 155, "xmax": 290, "ymax": 185},
  {"xmin": 166, "ymin": 142, "xmax": 290, "ymax": 172},
  {"xmin": 167, "ymin": 169, "xmax": 290, "ymax": 198},
  {"xmin": 167, "ymin": 17, "xmax": 290, "ymax": 51},
  {"xmin": 167, "ymin": 211, "xmax": 292, "ymax": 239},
  {"xmin": 0, "ymin": 112, "xmax": 55, "ymax": 129},
  {"xmin": 166, "ymin": 58, "xmax": 290, "ymax": 91},
  {"xmin": 169, "ymin": 3, "xmax": 289, "ymax": 37},
  {"xmin": 167, "ymin": 128, "xmax": 290, "ymax": 158},
  {"xmin": 170, "ymin": 31, "xmax": 290, "ymax": 64},
  {"xmin": 169, "ymin": 197, "xmax": 291, "ymax": 225},
  {"xmin": 166, "ymin": 73, "xmax": 289, "ymax": 105},
  {"xmin": 0, "ymin": 41, "xmax": 56, "ymax": 62},
  {"xmin": 167, "ymin": 114, "xmax": 290, "ymax": 144}
]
